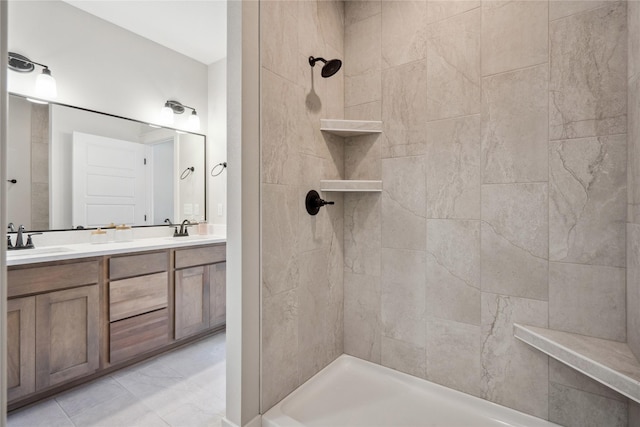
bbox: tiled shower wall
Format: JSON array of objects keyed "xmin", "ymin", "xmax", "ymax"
[
  {"xmin": 260, "ymin": 0, "xmax": 346, "ymax": 411},
  {"xmin": 343, "ymin": 1, "xmax": 630, "ymax": 425}
]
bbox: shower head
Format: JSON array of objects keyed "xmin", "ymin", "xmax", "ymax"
[{"xmin": 308, "ymin": 56, "xmax": 342, "ymax": 78}]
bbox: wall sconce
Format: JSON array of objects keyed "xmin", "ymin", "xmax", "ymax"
[
  {"xmin": 8, "ymin": 52, "xmax": 58, "ymax": 100},
  {"xmin": 160, "ymin": 100, "xmax": 200, "ymax": 131}
]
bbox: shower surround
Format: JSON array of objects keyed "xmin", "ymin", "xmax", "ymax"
[{"xmin": 261, "ymin": 1, "xmax": 637, "ymax": 426}]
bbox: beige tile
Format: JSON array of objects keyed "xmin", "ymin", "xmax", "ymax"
[
  {"xmin": 381, "ymin": 0, "xmax": 427, "ymax": 68},
  {"xmin": 426, "ymin": 219, "xmax": 480, "ymax": 325},
  {"xmin": 549, "ymin": 135, "xmax": 626, "ymax": 267},
  {"xmin": 481, "ymin": 183, "xmax": 549, "ymax": 301},
  {"xmin": 426, "ymin": 0, "xmax": 480, "ymax": 24},
  {"xmin": 381, "ymin": 156, "xmax": 426, "ymax": 251},
  {"xmin": 480, "ymin": 293, "xmax": 549, "ymax": 419},
  {"xmin": 345, "ymin": 0, "xmax": 381, "ymax": 26},
  {"xmin": 549, "ymin": 262, "xmax": 626, "ymax": 342},
  {"xmin": 31, "ymin": 141, "xmax": 48, "ymax": 184},
  {"xmin": 628, "ymin": 224, "xmax": 640, "ymax": 359},
  {"xmin": 630, "ymin": 400, "xmax": 640, "ymax": 427},
  {"xmin": 70, "ymin": 390, "xmax": 169, "ymax": 427},
  {"xmin": 426, "ymin": 114, "xmax": 480, "ymax": 219},
  {"xmin": 630, "ymin": 0, "xmax": 640, "ymax": 80},
  {"xmin": 261, "ymin": 0, "xmax": 298, "ymax": 84},
  {"xmin": 549, "ymin": 382, "xmax": 627, "ymax": 427},
  {"xmin": 345, "ymin": 134, "xmax": 381, "ymax": 180},
  {"xmin": 549, "ymin": 358, "xmax": 627, "ymax": 402},
  {"xmin": 381, "ymin": 248, "xmax": 426, "ymax": 346},
  {"xmin": 381, "ymin": 335, "xmax": 426, "ymax": 378},
  {"xmin": 481, "ymin": 64, "xmax": 548, "ymax": 184},
  {"xmin": 261, "ymin": 289, "xmax": 299, "ymax": 411},
  {"xmin": 30, "ymin": 103, "xmax": 49, "ymax": 144},
  {"xmin": 380, "ymin": 127, "xmax": 427, "ymax": 159},
  {"xmin": 262, "ymin": 184, "xmax": 299, "ymax": 297},
  {"xmin": 8, "ymin": 400, "xmax": 74, "ymax": 427},
  {"xmin": 629, "ymin": 75, "xmax": 640, "ymax": 225},
  {"xmin": 345, "ymin": 13, "xmax": 381, "ymax": 78},
  {"xmin": 344, "ymin": 272, "xmax": 382, "ymax": 363},
  {"xmin": 345, "ymin": 193, "xmax": 381, "ymax": 276},
  {"xmin": 481, "ymin": 1, "xmax": 548, "ymax": 76},
  {"xmin": 549, "ymin": 0, "xmax": 618, "ymax": 21},
  {"xmin": 345, "ymin": 70, "xmax": 381, "ymax": 107},
  {"xmin": 426, "ymin": 9, "xmax": 480, "ymax": 121},
  {"xmin": 55, "ymin": 377, "xmax": 128, "ymax": 418},
  {"xmin": 31, "ymin": 182, "xmax": 49, "ymax": 229},
  {"xmin": 426, "ymin": 317, "xmax": 481, "ymax": 397},
  {"xmin": 345, "ymin": 101, "xmax": 382, "ymax": 121},
  {"xmin": 317, "ymin": 0, "xmax": 344, "ymax": 55},
  {"xmin": 549, "ymin": 2, "xmax": 627, "ymax": 140}
]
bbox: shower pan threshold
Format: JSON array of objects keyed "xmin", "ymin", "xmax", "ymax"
[{"xmin": 262, "ymin": 354, "xmax": 559, "ymax": 427}]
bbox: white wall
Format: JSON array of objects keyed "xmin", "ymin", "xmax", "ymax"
[
  {"xmin": 8, "ymin": 0, "xmax": 208, "ymax": 132},
  {"xmin": 208, "ymin": 58, "xmax": 227, "ymax": 229},
  {"xmin": 177, "ymin": 133, "xmax": 206, "ymax": 222}
]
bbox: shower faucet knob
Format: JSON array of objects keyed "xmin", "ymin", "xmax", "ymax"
[{"xmin": 305, "ymin": 190, "xmax": 334, "ymax": 216}]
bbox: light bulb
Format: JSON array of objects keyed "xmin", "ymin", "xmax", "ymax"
[
  {"xmin": 35, "ymin": 68, "xmax": 57, "ymax": 99},
  {"xmin": 188, "ymin": 110, "xmax": 200, "ymax": 131},
  {"xmin": 160, "ymin": 102, "xmax": 174, "ymax": 125}
]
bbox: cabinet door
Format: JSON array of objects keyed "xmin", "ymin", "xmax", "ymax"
[
  {"xmin": 209, "ymin": 262, "xmax": 226, "ymax": 328},
  {"xmin": 175, "ymin": 266, "xmax": 210, "ymax": 340},
  {"xmin": 35, "ymin": 285, "xmax": 100, "ymax": 390},
  {"xmin": 7, "ymin": 297, "xmax": 36, "ymax": 401}
]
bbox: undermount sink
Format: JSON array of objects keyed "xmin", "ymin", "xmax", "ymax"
[
  {"xmin": 7, "ymin": 246, "xmax": 75, "ymax": 256},
  {"xmin": 164, "ymin": 235, "xmax": 211, "ymax": 241}
]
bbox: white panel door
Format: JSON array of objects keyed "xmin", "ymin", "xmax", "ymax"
[{"xmin": 72, "ymin": 132, "xmax": 149, "ymax": 228}]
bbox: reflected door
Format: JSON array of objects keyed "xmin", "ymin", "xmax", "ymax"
[{"xmin": 72, "ymin": 132, "xmax": 149, "ymax": 228}]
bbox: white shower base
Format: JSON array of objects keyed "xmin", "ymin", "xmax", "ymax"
[{"xmin": 262, "ymin": 355, "xmax": 559, "ymax": 427}]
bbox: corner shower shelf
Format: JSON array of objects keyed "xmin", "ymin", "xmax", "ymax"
[
  {"xmin": 514, "ymin": 324, "xmax": 640, "ymax": 403},
  {"xmin": 320, "ymin": 180, "xmax": 382, "ymax": 192},
  {"xmin": 320, "ymin": 119, "xmax": 382, "ymax": 137}
]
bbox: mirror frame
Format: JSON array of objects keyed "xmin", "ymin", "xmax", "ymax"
[{"xmin": 8, "ymin": 92, "xmax": 208, "ymax": 232}]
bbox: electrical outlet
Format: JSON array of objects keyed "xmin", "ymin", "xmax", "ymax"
[{"xmin": 217, "ymin": 203, "xmax": 223, "ymax": 217}]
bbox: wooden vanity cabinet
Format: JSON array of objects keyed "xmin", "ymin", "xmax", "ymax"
[{"xmin": 7, "ymin": 297, "xmax": 36, "ymax": 401}]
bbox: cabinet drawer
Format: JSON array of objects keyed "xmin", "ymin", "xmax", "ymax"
[
  {"xmin": 110, "ymin": 309, "xmax": 169, "ymax": 365},
  {"xmin": 110, "ymin": 251, "xmax": 168, "ymax": 280},
  {"xmin": 8, "ymin": 260, "xmax": 99, "ymax": 298},
  {"xmin": 109, "ymin": 272, "xmax": 168, "ymax": 322},
  {"xmin": 175, "ymin": 244, "xmax": 225, "ymax": 269}
]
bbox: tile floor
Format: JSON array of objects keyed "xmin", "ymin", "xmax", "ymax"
[{"xmin": 8, "ymin": 332, "xmax": 226, "ymax": 427}]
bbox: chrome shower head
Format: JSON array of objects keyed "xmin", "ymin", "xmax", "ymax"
[{"xmin": 308, "ymin": 56, "xmax": 342, "ymax": 78}]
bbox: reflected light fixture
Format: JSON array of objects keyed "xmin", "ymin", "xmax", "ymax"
[
  {"xmin": 160, "ymin": 100, "xmax": 200, "ymax": 131},
  {"xmin": 8, "ymin": 52, "xmax": 58, "ymax": 99}
]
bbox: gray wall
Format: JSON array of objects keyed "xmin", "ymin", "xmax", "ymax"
[
  {"xmin": 343, "ymin": 1, "xmax": 629, "ymax": 426},
  {"xmin": 260, "ymin": 0, "xmax": 345, "ymax": 411}
]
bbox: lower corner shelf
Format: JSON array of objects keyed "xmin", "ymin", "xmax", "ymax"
[{"xmin": 320, "ymin": 180, "xmax": 382, "ymax": 192}]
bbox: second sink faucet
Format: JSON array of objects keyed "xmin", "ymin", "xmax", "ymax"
[{"xmin": 174, "ymin": 219, "xmax": 193, "ymax": 237}]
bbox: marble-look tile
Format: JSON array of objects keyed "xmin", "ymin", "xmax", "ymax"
[
  {"xmin": 344, "ymin": 272, "xmax": 381, "ymax": 363},
  {"xmin": 160, "ymin": 395, "xmax": 224, "ymax": 427},
  {"xmin": 629, "ymin": 75, "xmax": 640, "ymax": 225},
  {"xmin": 31, "ymin": 141, "xmax": 48, "ymax": 184},
  {"xmin": 381, "ymin": 335, "xmax": 426, "ymax": 378},
  {"xmin": 630, "ymin": 0, "xmax": 640, "ymax": 80},
  {"xmin": 381, "ymin": 61, "xmax": 427, "ymax": 158},
  {"xmin": 262, "ymin": 289, "xmax": 299, "ymax": 411},
  {"xmin": 345, "ymin": 71, "xmax": 381, "ymax": 107},
  {"xmin": 426, "ymin": 115, "xmax": 480, "ymax": 219},
  {"xmin": 317, "ymin": 0, "xmax": 344, "ymax": 56},
  {"xmin": 381, "ymin": 0, "xmax": 427, "ymax": 68},
  {"xmin": 70, "ymin": 390, "xmax": 169, "ymax": 427},
  {"xmin": 426, "ymin": 0, "xmax": 479, "ymax": 24},
  {"xmin": 381, "ymin": 248, "xmax": 426, "ymax": 346},
  {"xmin": 549, "ymin": 262, "xmax": 626, "ymax": 342},
  {"xmin": 262, "ymin": 184, "xmax": 299, "ymax": 297},
  {"xmin": 480, "ymin": 293, "xmax": 549, "ymax": 419},
  {"xmin": 344, "ymin": 193, "xmax": 381, "ymax": 276},
  {"xmin": 481, "ymin": 1, "xmax": 548, "ymax": 76},
  {"xmin": 55, "ymin": 376, "xmax": 128, "ymax": 417},
  {"xmin": 549, "ymin": 2, "xmax": 627, "ymax": 140},
  {"xmin": 31, "ymin": 182, "xmax": 49, "ymax": 229},
  {"xmin": 481, "ymin": 183, "xmax": 549, "ymax": 301},
  {"xmin": 261, "ymin": 69, "xmax": 302, "ymax": 185},
  {"xmin": 549, "ymin": 382, "xmax": 627, "ymax": 427},
  {"xmin": 481, "ymin": 64, "xmax": 548, "ymax": 184},
  {"xmin": 630, "ymin": 400, "xmax": 640, "ymax": 427},
  {"xmin": 8, "ymin": 400, "xmax": 74, "ymax": 427},
  {"xmin": 30, "ymin": 103, "xmax": 49, "ymax": 144},
  {"xmin": 381, "ymin": 156, "xmax": 426, "ymax": 251},
  {"xmin": 549, "ymin": 358, "xmax": 627, "ymax": 403},
  {"xmin": 426, "ymin": 317, "xmax": 481, "ymax": 397},
  {"xmin": 426, "ymin": 219, "xmax": 480, "ymax": 325},
  {"xmin": 627, "ymin": 223, "xmax": 640, "ymax": 359},
  {"xmin": 345, "ymin": 13, "xmax": 380, "ymax": 78},
  {"xmin": 549, "ymin": 135, "xmax": 626, "ymax": 267},
  {"xmin": 345, "ymin": 135, "xmax": 381, "ymax": 181},
  {"xmin": 345, "ymin": 0, "xmax": 381, "ymax": 27},
  {"xmin": 426, "ymin": 9, "xmax": 480, "ymax": 121},
  {"xmin": 260, "ymin": 0, "xmax": 298, "ymax": 84},
  {"xmin": 345, "ymin": 101, "xmax": 382, "ymax": 121},
  {"xmin": 549, "ymin": 0, "xmax": 618, "ymax": 21}
]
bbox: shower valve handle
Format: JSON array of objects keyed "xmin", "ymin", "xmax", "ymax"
[{"xmin": 305, "ymin": 190, "xmax": 334, "ymax": 216}]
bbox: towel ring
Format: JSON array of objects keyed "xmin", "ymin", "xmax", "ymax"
[
  {"xmin": 211, "ymin": 162, "xmax": 227, "ymax": 177},
  {"xmin": 180, "ymin": 166, "xmax": 195, "ymax": 180}
]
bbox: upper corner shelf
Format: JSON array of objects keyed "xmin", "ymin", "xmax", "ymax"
[{"xmin": 320, "ymin": 119, "xmax": 382, "ymax": 137}]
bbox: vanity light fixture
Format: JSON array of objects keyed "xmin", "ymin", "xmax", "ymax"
[
  {"xmin": 160, "ymin": 100, "xmax": 200, "ymax": 131},
  {"xmin": 8, "ymin": 52, "xmax": 58, "ymax": 99}
]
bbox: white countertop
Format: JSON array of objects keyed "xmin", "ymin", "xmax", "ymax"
[{"xmin": 6, "ymin": 235, "xmax": 226, "ymax": 266}]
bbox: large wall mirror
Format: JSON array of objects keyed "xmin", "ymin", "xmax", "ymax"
[{"xmin": 7, "ymin": 93, "xmax": 206, "ymax": 231}]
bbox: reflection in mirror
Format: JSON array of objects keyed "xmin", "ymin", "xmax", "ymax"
[{"xmin": 7, "ymin": 94, "xmax": 206, "ymax": 231}]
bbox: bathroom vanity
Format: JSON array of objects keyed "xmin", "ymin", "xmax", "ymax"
[{"xmin": 6, "ymin": 237, "xmax": 226, "ymax": 410}]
